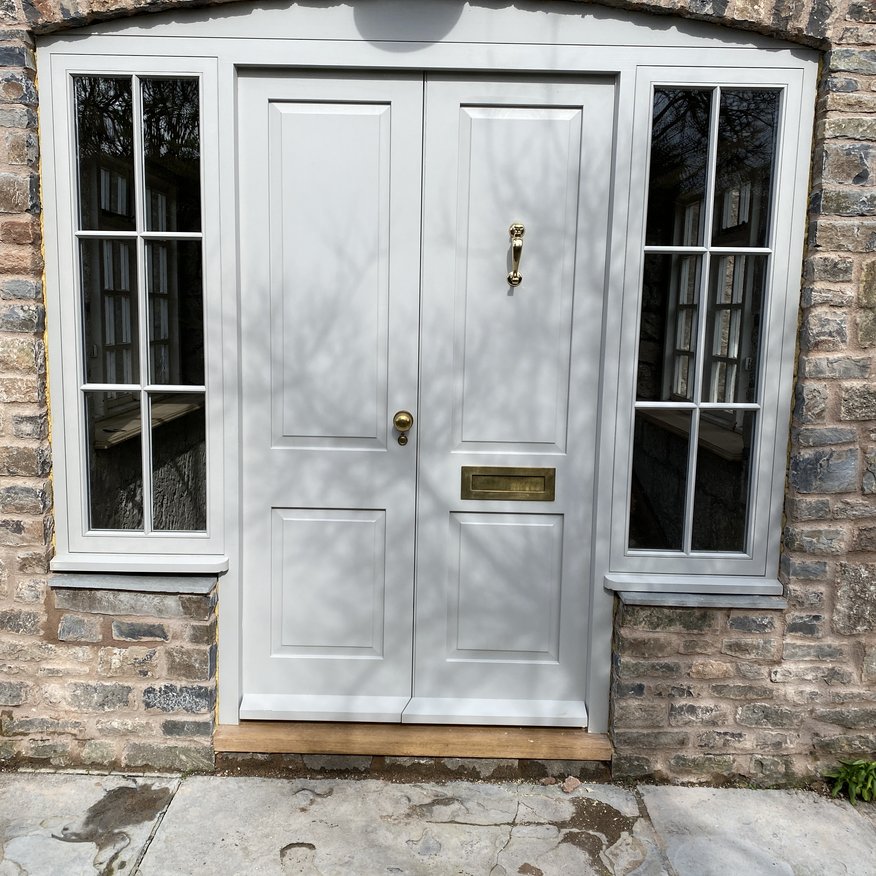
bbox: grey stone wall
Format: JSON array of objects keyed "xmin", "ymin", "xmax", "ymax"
[{"xmin": 0, "ymin": 0, "xmax": 872, "ymax": 777}]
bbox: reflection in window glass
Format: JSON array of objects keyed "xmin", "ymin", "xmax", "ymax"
[
  {"xmin": 704, "ymin": 255, "xmax": 766, "ymax": 404},
  {"xmin": 629, "ymin": 410, "xmax": 690, "ymax": 550},
  {"xmin": 645, "ymin": 89, "xmax": 712, "ymax": 246},
  {"xmin": 143, "ymin": 78, "xmax": 202, "ymax": 232},
  {"xmin": 151, "ymin": 393, "xmax": 206, "ymax": 531},
  {"xmin": 712, "ymin": 90, "xmax": 779, "ymax": 247},
  {"xmin": 692, "ymin": 411, "xmax": 755, "ymax": 552},
  {"xmin": 637, "ymin": 254, "xmax": 702, "ymax": 402},
  {"xmin": 85, "ymin": 391, "xmax": 143, "ymax": 530},
  {"xmin": 75, "ymin": 76, "xmax": 136, "ymax": 232},
  {"xmin": 80, "ymin": 240, "xmax": 139, "ymax": 385},
  {"xmin": 147, "ymin": 241, "xmax": 204, "ymax": 385}
]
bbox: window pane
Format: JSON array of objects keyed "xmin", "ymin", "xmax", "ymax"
[
  {"xmin": 629, "ymin": 410, "xmax": 690, "ymax": 551},
  {"xmin": 712, "ymin": 90, "xmax": 779, "ymax": 247},
  {"xmin": 704, "ymin": 254, "xmax": 766, "ymax": 403},
  {"xmin": 151, "ymin": 392, "xmax": 206, "ymax": 531},
  {"xmin": 85, "ymin": 390, "xmax": 143, "ymax": 530},
  {"xmin": 74, "ymin": 76, "xmax": 135, "ymax": 232},
  {"xmin": 645, "ymin": 88, "xmax": 712, "ymax": 246},
  {"xmin": 80, "ymin": 239, "xmax": 139, "ymax": 385},
  {"xmin": 637, "ymin": 254, "xmax": 702, "ymax": 401},
  {"xmin": 692, "ymin": 410, "xmax": 755, "ymax": 552},
  {"xmin": 143, "ymin": 78, "xmax": 202, "ymax": 232},
  {"xmin": 147, "ymin": 241, "xmax": 204, "ymax": 385}
]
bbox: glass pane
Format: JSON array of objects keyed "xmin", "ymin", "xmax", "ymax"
[
  {"xmin": 637, "ymin": 254, "xmax": 702, "ymax": 401},
  {"xmin": 712, "ymin": 90, "xmax": 779, "ymax": 247},
  {"xmin": 147, "ymin": 241, "xmax": 205, "ymax": 385},
  {"xmin": 645, "ymin": 88, "xmax": 712, "ymax": 246},
  {"xmin": 80, "ymin": 239, "xmax": 139, "ymax": 385},
  {"xmin": 74, "ymin": 76, "xmax": 135, "ymax": 232},
  {"xmin": 692, "ymin": 410, "xmax": 755, "ymax": 552},
  {"xmin": 143, "ymin": 78, "xmax": 202, "ymax": 232},
  {"xmin": 85, "ymin": 390, "xmax": 143, "ymax": 530},
  {"xmin": 704, "ymin": 255, "xmax": 766, "ymax": 403},
  {"xmin": 151, "ymin": 392, "xmax": 207, "ymax": 531},
  {"xmin": 629, "ymin": 410, "xmax": 690, "ymax": 551}
]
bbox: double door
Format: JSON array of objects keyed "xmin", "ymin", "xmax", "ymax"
[{"xmin": 238, "ymin": 71, "xmax": 614, "ymax": 725}]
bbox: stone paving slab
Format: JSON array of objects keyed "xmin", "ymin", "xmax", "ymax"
[
  {"xmin": 138, "ymin": 777, "xmax": 666, "ymax": 875},
  {"xmin": 0, "ymin": 772, "xmax": 178, "ymax": 875},
  {"xmin": 639, "ymin": 785, "xmax": 876, "ymax": 876}
]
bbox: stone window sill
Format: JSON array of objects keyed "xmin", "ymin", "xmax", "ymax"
[
  {"xmin": 48, "ymin": 573, "xmax": 218, "ymax": 595},
  {"xmin": 614, "ymin": 590, "xmax": 787, "ymax": 610}
]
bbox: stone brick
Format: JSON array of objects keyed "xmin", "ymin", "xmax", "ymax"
[
  {"xmin": 610, "ymin": 755, "xmax": 655, "ymax": 778},
  {"xmin": 786, "ymin": 496, "xmax": 831, "ymax": 520},
  {"xmin": 829, "ymin": 50, "xmax": 876, "ymax": 76},
  {"xmin": 792, "ymin": 447, "xmax": 858, "ymax": 493},
  {"xmin": 864, "ymin": 648, "xmax": 876, "ymax": 684},
  {"xmin": 842, "ymin": 386, "xmax": 876, "ymax": 420},
  {"xmin": 0, "ymin": 279, "xmax": 41, "ymax": 301},
  {"xmin": 0, "ymin": 608, "xmax": 40, "ymax": 634},
  {"xmin": 0, "ymin": 172, "xmax": 35, "ymax": 213},
  {"xmin": 754, "ymin": 732, "xmax": 798, "ymax": 752},
  {"xmin": 143, "ymin": 684, "xmax": 214, "ymax": 714},
  {"xmin": 855, "ymin": 525, "xmax": 876, "ymax": 551},
  {"xmin": 709, "ymin": 683, "xmax": 774, "ymax": 700},
  {"xmin": 614, "ymin": 730, "xmax": 688, "ymax": 748},
  {"xmin": 0, "ymin": 716, "xmax": 84, "ymax": 736},
  {"xmin": 54, "ymin": 589, "xmax": 215, "ymax": 620},
  {"xmin": 794, "ymin": 384, "xmax": 828, "ymax": 424},
  {"xmin": 801, "ymin": 311, "xmax": 847, "ymax": 351},
  {"xmin": 822, "ymin": 143, "xmax": 871, "ymax": 186},
  {"xmin": 696, "ymin": 731, "xmax": 751, "ymax": 750},
  {"xmin": 785, "ymin": 614, "xmax": 824, "ymax": 637},
  {"xmin": 862, "ymin": 260, "xmax": 876, "ymax": 308},
  {"xmin": 737, "ymin": 703, "xmax": 802, "ymax": 729},
  {"xmin": 123, "ymin": 741, "xmax": 213, "ymax": 772},
  {"xmin": 780, "ymin": 557, "xmax": 828, "ymax": 581},
  {"xmin": 24, "ymin": 739, "xmax": 72, "ymax": 766},
  {"xmin": 81, "ymin": 740, "xmax": 117, "ymax": 765},
  {"xmin": 812, "ymin": 734, "xmax": 876, "ymax": 755},
  {"xmin": 668, "ymin": 754, "xmax": 735, "ymax": 776},
  {"xmin": 834, "ymin": 562, "xmax": 876, "ymax": 634},
  {"xmin": 97, "ymin": 646, "xmax": 158, "ymax": 678},
  {"xmin": 824, "ymin": 118, "xmax": 876, "ymax": 141},
  {"xmin": 847, "ymin": 2, "xmax": 876, "ymax": 22},
  {"xmin": 678, "ymin": 639, "xmax": 718, "ymax": 655},
  {"xmin": 721, "ymin": 638, "xmax": 781, "ymax": 660},
  {"xmin": 58, "ymin": 613, "xmax": 102, "ymax": 643},
  {"xmin": 613, "ymin": 681, "xmax": 645, "ymax": 698},
  {"xmin": 95, "ymin": 718, "xmax": 154, "ymax": 737},
  {"xmin": 801, "ymin": 284, "xmax": 855, "ymax": 308},
  {"xmin": 865, "ymin": 449, "xmax": 876, "ymax": 494},
  {"xmin": 783, "ymin": 526, "xmax": 846, "ymax": 555},
  {"xmin": 0, "ymin": 445, "xmax": 50, "ymax": 477},
  {"xmin": 111, "ymin": 620, "xmax": 168, "ymax": 641},
  {"xmin": 688, "ymin": 660, "xmax": 735, "ymax": 679},
  {"xmin": 835, "ymin": 498, "xmax": 876, "ymax": 519},
  {"xmin": 14, "ymin": 578, "xmax": 44, "ymax": 604},
  {"xmin": 727, "ymin": 614, "xmax": 776, "ymax": 633},
  {"xmin": 815, "ymin": 708, "xmax": 876, "ymax": 730},
  {"xmin": 0, "ymin": 680, "xmax": 29, "ymax": 705},
  {"xmin": 770, "ymin": 665, "xmax": 855, "ymax": 685},
  {"xmin": 162, "ymin": 719, "xmax": 212, "ymax": 738},
  {"xmin": 612, "ymin": 700, "xmax": 667, "ymax": 727},
  {"xmin": 621, "ymin": 606, "xmax": 720, "ymax": 632},
  {"xmin": 782, "ymin": 642, "xmax": 847, "ymax": 661},
  {"xmin": 67, "ymin": 682, "xmax": 132, "ymax": 712},
  {"xmin": 617, "ymin": 632, "xmax": 678, "ymax": 658},
  {"xmin": 811, "ymin": 219, "xmax": 876, "ymax": 252},
  {"xmin": 616, "ymin": 659, "xmax": 684, "ymax": 679},
  {"xmin": 819, "ymin": 189, "xmax": 876, "ymax": 216},
  {"xmin": 804, "ymin": 255, "xmax": 854, "ymax": 282},
  {"xmin": 859, "ymin": 312, "xmax": 876, "ymax": 347},
  {"xmin": 165, "ymin": 645, "xmax": 215, "ymax": 681},
  {"xmin": 801, "ymin": 358, "xmax": 869, "ymax": 381},
  {"xmin": 669, "ymin": 703, "xmax": 730, "ymax": 726},
  {"xmin": 652, "ymin": 683, "xmax": 699, "ymax": 698},
  {"xmin": 186, "ymin": 617, "xmax": 217, "ymax": 645}
]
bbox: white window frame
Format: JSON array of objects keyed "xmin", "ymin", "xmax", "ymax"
[
  {"xmin": 603, "ymin": 63, "xmax": 816, "ymax": 591},
  {"xmin": 40, "ymin": 53, "xmax": 226, "ymax": 572}
]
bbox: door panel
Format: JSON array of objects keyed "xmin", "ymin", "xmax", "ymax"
[
  {"xmin": 239, "ymin": 73, "xmax": 423, "ymax": 721},
  {"xmin": 407, "ymin": 77, "xmax": 615, "ymax": 726}
]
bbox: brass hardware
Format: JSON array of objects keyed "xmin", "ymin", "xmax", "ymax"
[
  {"xmin": 392, "ymin": 410, "xmax": 414, "ymax": 446},
  {"xmin": 461, "ymin": 466, "xmax": 555, "ymax": 501},
  {"xmin": 507, "ymin": 223, "xmax": 525, "ymax": 287}
]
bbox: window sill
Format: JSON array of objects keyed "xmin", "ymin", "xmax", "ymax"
[
  {"xmin": 50, "ymin": 553, "xmax": 228, "ymax": 575},
  {"xmin": 49, "ymin": 571, "xmax": 218, "ymax": 595},
  {"xmin": 604, "ymin": 572, "xmax": 783, "ymax": 598},
  {"xmin": 612, "ymin": 589, "xmax": 787, "ymax": 610}
]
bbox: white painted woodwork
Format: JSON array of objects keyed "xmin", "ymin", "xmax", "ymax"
[
  {"xmin": 239, "ymin": 74, "xmax": 423, "ymax": 720},
  {"xmin": 408, "ymin": 77, "xmax": 614, "ymax": 724}
]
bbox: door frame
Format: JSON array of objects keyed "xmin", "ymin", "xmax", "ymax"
[{"xmin": 36, "ymin": 0, "xmax": 818, "ymax": 734}]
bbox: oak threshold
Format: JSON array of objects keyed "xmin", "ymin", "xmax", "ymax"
[{"xmin": 215, "ymin": 721, "xmax": 613, "ymax": 761}]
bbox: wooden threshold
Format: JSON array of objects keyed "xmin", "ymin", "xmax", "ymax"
[{"xmin": 214, "ymin": 721, "xmax": 613, "ymax": 761}]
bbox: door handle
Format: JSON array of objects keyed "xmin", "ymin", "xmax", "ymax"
[
  {"xmin": 507, "ymin": 222, "xmax": 525, "ymax": 287},
  {"xmin": 393, "ymin": 410, "xmax": 414, "ymax": 446}
]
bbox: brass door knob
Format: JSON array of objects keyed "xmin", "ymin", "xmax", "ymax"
[{"xmin": 393, "ymin": 410, "xmax": 414, "ymax": 445}]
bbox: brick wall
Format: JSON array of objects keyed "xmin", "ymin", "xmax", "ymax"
[{"xmin": 0, "ymin": 0, "xmax": 873, "ymax": 777}]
